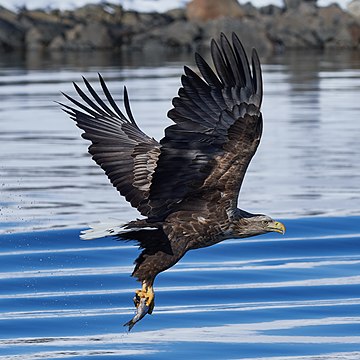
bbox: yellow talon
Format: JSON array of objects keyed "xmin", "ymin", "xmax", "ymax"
[
  {"xmin": 145, "ymin": 288, "xmax": 155, "ymax": 313},
  {"xmin": 133, "ymin": 281, "xmax": 155, "ymax": 314}
]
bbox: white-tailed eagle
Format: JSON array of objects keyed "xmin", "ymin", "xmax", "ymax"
[{"xmin": 61, "ymin": 33, "xmax": 285, "ymax": 330}]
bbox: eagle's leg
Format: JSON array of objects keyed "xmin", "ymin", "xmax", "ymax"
[
  {"xmin": 134, "ymin": 280, "xmax": 155, "ymax": 314},
  {"xmin": 125, "ymin": 243, "xmax": 183, "ymax": 330}
]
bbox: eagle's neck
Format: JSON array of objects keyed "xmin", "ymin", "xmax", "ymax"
[{"xmin": 234, "ymin": 208, "xmax": 257, "ymax": 219}]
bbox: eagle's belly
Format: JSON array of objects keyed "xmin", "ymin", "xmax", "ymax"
[{"xmin": 187, "ymin": 228, "xmax": 234, "ymax": 250}]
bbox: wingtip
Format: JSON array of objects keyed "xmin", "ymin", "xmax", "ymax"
[
  {"xmin": 251, "ymin": 47, "xmax": 263, "ymax": 106},
  {"xmin": 194, "ymin": 51, "xmax": 205, "ymax": 68},
  {"xmin": 61, "ymin": 91, "xmax": 72, "ymax": 101},
  {"xmin": 97, "ymin": 72, "xmax": 105, "ymax": 83},
  {"xmin": 72, "ymin": 81, "xmax": 81, "ymax": 92},
  {"xmin": 210, "ymin": 38, "xmax": 222, "ymax": 63},
  {"xmin": 81, "ymin": 75, "xmax": 90, "ymax": 86},
  {"xmin": 55, "ymin": 100, "xmax": 69, "ymax": 113},
  {"xmin": 251, "ymin": 48, "xmax": 260, "ymax": 60},
  {"xmin": 210, "ymin": 38, "xmax": 218, "ymax": 50},
  {"xmin": 231, "ymin": 32, "xmax": 240, "ymax": 44},
  {"xmin": 194, "ymin": 51, "xmax": 201, "ymax": 61},
  {"xmin": 123, "ymin": 85, "xmax": 138, "ymax": 126},
  {"xmin": 54, "ymin": 99, "xmax": 65, "ymax": 107}
]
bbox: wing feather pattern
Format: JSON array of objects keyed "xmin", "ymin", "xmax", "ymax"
[
  {"xmin": 61, "ymin": 33, "xmax": 263, "ymax": 222},
  {"xmin": 148, "ymin": 33, "xmax": 263, "ymax": 219},
  {"xmin": 60, "ymin": 74, "xmax": 160, "ymax": 216}
]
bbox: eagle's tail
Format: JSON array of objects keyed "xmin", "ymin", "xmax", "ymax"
[
  {"xmin": 80, "ymin": 219, "xmax": 161, "ymax": 240},
  {"xmin": 80, "ymin": 222, "xmax": 128, "ymax": 240}
]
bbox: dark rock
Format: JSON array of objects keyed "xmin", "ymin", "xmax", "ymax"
[
  {"xmin": 121, "ymin": 11, "xmax": 140, "ymax": 28},
  {"xmin": 348, "ymin": 22, "xmax": 360, "ymax": 47},
  {"xmin": 268, "ymin": 2, "xmax": 360, "ymax": 49},
  {"xmin": 138, "ymin": 12, "xmax": 172, "ymax": 28},
  {"xmin": 0, "ymin": 0, "xmax": 359, "ymax": 53},
  {"xmin": 25, "ymin": 27, "xmax": 44, "ymax": 50},
  {"xmin": 241, "ymin": 2, "xmax": 260, "ymax": 18},
  {"xmin": 318, "ymin": 4, "xmax": 360, "ymax": 48},
  {"xmin": 61, "ymin": 22, "xmax": 113, "ymax": 50},
  {"xmin": 70, "ymin": 3, "xmax": 123, "ymax": 24},
  {"xmin": 200, "ymin": 17, "xmax": 273, "ymax": 55},
  {"xmin": 0, "ymin": 7, "xmax": 25, "ymax": 51},
  {"xmin": 18, "ymin": 9, "xmax": 71, "ymax": 50},
  {"xmin": 284, "ymin": 0, "xmax": 317, "ymax": 10},
  {"xmin": 130, "ymin": 20, "xmax": 201, "ymax": 52},
  {"xmin": 165, "ymin": 8, "xmax": 187, "ymax": 21},
  {"xmin": 267, "ymin": 4, "xmax": 322, "ymax": 48},
  {"xmin": 260, "ymin": 4, "xmax": 283, "ymax": 16},
  {"xmin": 48, "ymin": 34, "xmax": 66, "ymax": 50}
]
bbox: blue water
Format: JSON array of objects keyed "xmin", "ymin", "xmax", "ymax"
[
  {"xmin": 1, "ymin": 49, "xmax": 360, "ymax": 358},
  {"xmin": 0, "ymin": 217, "xmax": 360, "ymax": 359}
]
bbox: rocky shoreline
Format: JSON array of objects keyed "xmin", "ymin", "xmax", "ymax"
[{"xmin": 0, "ymin": 0, "xmax": 359, "ymax": 54}]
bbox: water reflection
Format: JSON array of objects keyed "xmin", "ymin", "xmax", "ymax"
[
  {"xmin": 0, "ymin": 48, "xmax": 195, "ymax": 71},
  {"xmin": 0, "ymin": 49, "xmax": 359, "ymax": 233}
]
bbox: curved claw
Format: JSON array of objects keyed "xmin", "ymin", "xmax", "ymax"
[{"xmin": 124, "ymin": 282, "xmax": 155, "ymax": 331}]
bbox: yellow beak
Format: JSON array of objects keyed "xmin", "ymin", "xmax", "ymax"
[{"xmin": 269, "ymin": 221, "xmax": 286, "ymax": 235}]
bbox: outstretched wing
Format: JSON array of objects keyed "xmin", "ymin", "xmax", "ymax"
[
  {"xmin": 60, "ymin": 74, "xmax": 160, "ymax": 216},
  {"xmin": 148, "ymin": 33, "xmax": 263, "ymax": 219}
]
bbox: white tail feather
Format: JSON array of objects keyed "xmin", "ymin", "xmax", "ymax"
[
  {"xmin": 80, "ymin": 221, "xmax": 156, "ymax": 240},
  {"xmin": 80, "ymin": 222, "xmax": 126, "ymax": 240}
]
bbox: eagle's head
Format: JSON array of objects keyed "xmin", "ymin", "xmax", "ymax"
[{"xmin": 233, "ymin": 213, "xmax": 286, "ymax": 238}]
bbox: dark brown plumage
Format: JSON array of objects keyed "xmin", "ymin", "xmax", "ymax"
[{"xmin": 61, "ymin": 33, "xmax": 285, "ymax": 331}]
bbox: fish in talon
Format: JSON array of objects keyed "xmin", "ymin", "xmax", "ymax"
[
  {"xmin": 124, "ymin": 282, "xmax": 155, "ymax": 331},
  {"xmin": 124, "ymin": 296, "xmax": 150, "ymax": 332}
]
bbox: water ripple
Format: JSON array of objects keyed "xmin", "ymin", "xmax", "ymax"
[{"xmin": 1, "ymin": 50, "xmax": 360, "ymax": 359}]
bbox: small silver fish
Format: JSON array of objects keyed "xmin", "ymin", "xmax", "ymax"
[{"xmin": 123, "ymin": 296, "xmax": 150, "ymax": 331}]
